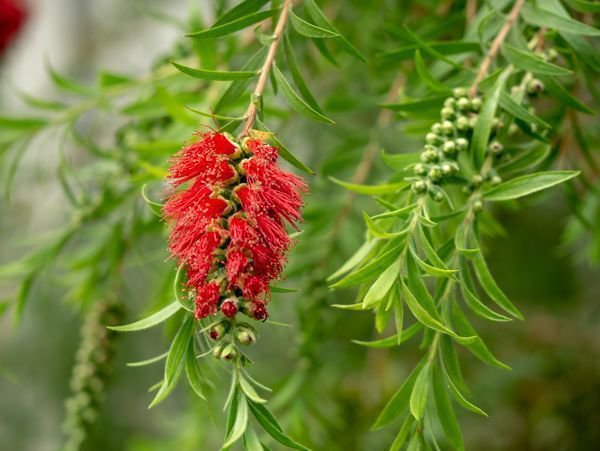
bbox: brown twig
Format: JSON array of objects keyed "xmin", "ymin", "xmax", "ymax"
[
  {"xmin": 469, "ymin": 0, "xmax": 525, "ymax": 96},
  {"xmin": 240, "ymin": 0, "xmax": 293, "ymax": 137},
  {"xmin": 466, "ymin": 0, "xmax": 477, "ymax": 25}
]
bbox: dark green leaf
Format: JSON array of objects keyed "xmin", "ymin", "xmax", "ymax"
[
  {"xmin": 328, "ymin": 239, "xmax": 378, "ymax": 281},
  {"xmin": 410, "ymin": 361, "xmax": 431, "ymax": 420},
  {"xmin": 379, "ymin": 41, "xmax": 481, "ymax": 62},
  {"xmin": 283, "ymin": 34, "xmax": 324, "ymax": 114},
  {"xmin": 499, "ymin": 92, "xmax": 550, "ymax": 128},
  {"xmin": 272, "ymin": 64, "xmax": 335, "ymax": 124},
  {"xmin": 502, "ymin": 44, "xmax": 572, "ymax": 76},
  {"xmin": 539, "ymin": 76, "xmax": 595, "ymax": 114},
  {"xmin": 187, "ymin": 9, "xmax": 277, "ymax": 39},
  {"xmin": 414, "ymin": 50, "xmax": 450, "ymax": 93},
  {"xmin": 214, "ymin": 0, "xmax": 270, "ymax": 26},
  {"xmin": 521, "ymin": 3, "xmax": 600, "ymax": 36},
  {"xmin": 459, "ymin": 269, "xmax": 511, "ymax": 322},
  {"xmin": 400, "ymin": 277, "xmax": 454, "ymax": 336},
  {"xmin": 0, "ymin": 116, "xmax": 47, "ymax": 130},
  {"xmin": 565, "ymin": 0, "xmax": 600, "ymax": 12},
  {"xmin": 164, "ymin": 316, "xmax": 194, "ymax": 388},
  {"xmin": 289, "ymin": 9, "xmax": 338, "ymax": 38},
  {"xmin": 171, "ymin": 61, "xmax": 258, "ymax": 80},
  {"xmin": 432, "ymin": 365, "xmax": 464, "ymax": 451},
  {"xmin": 248, "ymin": 401, "xmax": 309, "ymax": 450}
]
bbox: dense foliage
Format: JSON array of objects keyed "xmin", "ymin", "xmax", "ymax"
[{"xmin": 1, "ymin": 0, "xmax": 599, "ymax": 450}]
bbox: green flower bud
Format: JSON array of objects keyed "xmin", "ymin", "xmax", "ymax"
[
  {"xmin": 441, "ymin": 120, "xmax": 454, "ymax": 135},
  {"xmin": 444, "ymin": 97, "xmax": 456, "ymax": 108},
  {"xmin": 508, "ymin": 123, "xmax": 519, "ymax": 136},
  {"xmin": 456, "ymin": 116, "xmax": 470, "ymax": 131},
  {"xmin": 425, "ymin": 133, "xmax": 440, "ymax": 145},
  {"xmin": 442, "ymin": 140, "xmax": 457, "ymax": 155},
  {"xmin": 212, "ymin": 343, "xmax": 224, "ymax": 359},
  {"xmin": 411, "ymin": 180, "xmax": 428, "ymax": 194},
  {"xmin": 471, "ymin": 174, "xmax": 484, "ymax": 186},
  {"xmin": 471, "ymin": 97, "xmax": 482, "ymax": 111},
  {"xmin": 234, "ymin": 326, "xmax": 257, "ymax": 346},
  {"xmin": 492, "ymin": 118, "xmax": 504, "ymax": 130},
  {"xmin": 457, "ymin": 97, "xmax": 471, "ymax": 111},
  {"xmin": 490, "ymin": 175, "xmax": 502, "ymax": 186},
  {"xmin": 488, "ymin": 141, "xmax": 503, "ymax": 155},
  {"xmin": 527, "ymin": 78, "xmax": 544, "ymax": 95},
  {"xmin": 423, "ymin": 144, "xmax": 437, "ymax": 152},
  {"xmin": 431, "ymin": 122, "xmax": 443, "ymax": 135},
  {"xmin": 428, "ymin": 166, "xmax": 443, "ymax": 182},
  {"xmin": 413, "ymin": 163, "xmax": 428, "ymax": 176},
  {"xmin": 441, "ymin": 107, "xmax": 455, "ymax": 120},
  {"xmin": 421, "ymin": 149, "xmax": 439, "ymax": 163},
  {"xmin": 456, "ymin": 137, "xmax": 469, "ymax": 151},
  {"xmin": 431, "ymin": 190, "xmax": 445, "ymax": 202},
  {"xmin": 469, "ymin": 116, "xmax": 479, "ymax": 128},
  {"xmin": 452, "ymin": 87, "xmax": 467, "ymax": 98},
  {"xmin": 220, "ymin": 343, "xmax": 238, "ymax": 361},
  {"xmin": 473, "ymin": 199, "xmax": 484, "ymax": 212},
  {"xmin": 440, "ymin": 163, "xmax": 454, "ymax": 175},
  {"xmin": 546, "ymin": 48, "xmax": 558, "ymax": 62}
]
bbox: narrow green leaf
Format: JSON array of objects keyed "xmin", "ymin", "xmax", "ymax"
[
  {"xmin": 379, "ymin": 41, "xmax": 481, "ymax": 62},
  {"xmin": 471, "ymin": 68, "xmax": 511, "ymax": 168},
  {"xmin": 164, "ymin": 316, "xmax": 194, "ymax": 386},
  {"xmin": 214, "ymin": 0, "xmax": 270, "ymax": 26},
  {"xmin": 381, "ymin": 95, "xmax": 447, "ymax": 113},
  {"xmin": 381, "ymin": 150, "xmax": 422, "ymax": 171},
  {"xmin": 269, "ymin": 286, "xmax": 299, "ymax": 293},
  {"xmin": 289, "ymin": 9, "xmax": 338, "ymax": 38},
  {"xmin": 521, "ymin": 3, "xmax": 600, "ymax": 36},
  {"xmin": 48, "ymin": 64, "xmax": 95, "ymax": 96},
  {"xmin": 440, "ymin": 360, "xmax": 487, "ymax": 416},
  {"xmin": 497, "ymin": 143, "xmax": 550, "ymax": 174},
  {"xmin": 451, "ymin": 303, "xmax": 510, "ymax": 370},
  {"xmin": 499, "ymin": 92, "xmax": 550, "ymax": 129},
  {"xmin": 371, "ymin": 203, "xmax": 418, "ymax": 220},
  {"xmin": 185, "ymin": 344, "xmax": 207, "ymax": 400},
  {"xmin": 304, "ymin": 0, "xmax": 366, "ymax": 62},
  {"xmin": 223, "ymin": 391, "xmax": 249, "ymax": 448},
  {"xmin": 283, "ymin": 34, "xmax": 324, "ymax": 114},
  {"xmin": 471, "ymin": 249, "xmax": 523, "ymax": 320},
  {"xmin": 502, "ymin": 44, "xmax": 572, "ymax": 76},
  {"xmin": 328, "ymin": 239, "xmax": 378, "ymax": 281},
  {"xmin": 171, "ymin": 61, "xmax": 258, "ymax": 80},
  {"xmin": 390, "ymin": 416, "xmax": 416, "ymax": 451},
  {"xmin": 400, "ymin": 277, "xmax": 453, "ymax": 336},
  {"xmin": 454, "ymin": 223, "xmax": 479, "ymax": 257},
  {"xmin": 127, "ymin": 351, "xmax": 169, "ymax": 367},
  {"xmin": 393, "ymin": 287, "xmax": 404, "ymax": 344},
  {"xmin": 147, "ymin": 359, "xmax": 184, "ymax": 408},
  {"xmin": 0, "ymin": 116, "xmax": 47, "ymax": 130},
  {"xmin": 439, "ymin": 335, "xmax": 468, "ymax": 393},
  {"xmin": 459, "ymin": 271, "xmax": 511, "ymax": 322},
  {"xmin": 539, "ymin": 76, "xmax": 595, "ymax": 114},
  {"xmin": 108, "ymin": 301, "xmax": 181, "ymax": 332},
  {"xmin": 239, "ymin": 374, "xmax": 267, "ymax": 404},
  {"xmin": 332, "ymin": 302, "xmax": 364, "ymax": 311},
  {"xmin": 330, "ymin": 177, "xmax": 408, "ymax": 195},
  {"xmin": 565, "ymin": 0, "xmax": 600, "ymax": 13},
  {"xmin": 352, "ymin": 323, "xmax": 422, "ymax": 348},
  {"xmin": 272, "ymin": 64, "xmax": 335, "ymax": 124},
  {"xmin": 401, "ymin": 25, "xmax": 464, "ymax": 70},
  {"xmin": 363, "ymin": 258, "xmax": 400, "ymax": 308},
  {"xmin": 414, "ymin": 50, "xmax": 451, "ymax": 93},
  {"xmin": 372, "ymin": 359, "xmax": 426, "ymax": 429},
  {"xmin": 187, "ymin": 9, "xmax": 277, "ymax": 39},
  {"xmin": 248, "ymin": 401, "xmax": 309, "ymax": 450},
  {"xmin": 255, "ymin": 119, "xmax": 315, "ymax": 175},
  {"xmin": 364, "ymin": 213, "xmax": 409, "ymax": 240},
  {"xmin": 244, "ymin": 426, "xmax": 265, "ymax": 451},
  {"xmin": 409, "ymin": 246, "xmax": 457, "ymax": 278},
  {"xmin": 432, "ymin": 366, "xmax": 464, "ymax": 451},
  {"xmin": 375, "ymin": 294, "xmax": 394, "ymax": 333},
  {"xmin": 417, "ymin": 227, "xmax": 449, "ymax": 269},
  {"xmin": 483, "ymin": 170, "xmax": 580, "ymax": 201},
  {"xmin": 410, "ymin": 361, "xmax": 431, "ymax": 420}
]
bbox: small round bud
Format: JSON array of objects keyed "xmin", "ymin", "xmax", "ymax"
[
  {"xmin": 457, "ymin": 97, "xmax": 471, "ymax": 111},
  {"xmin": 431, "ymin": 122, "xmax": 443, "ymax": 135},
  {"xmin": 508, "ymin": 123, "xmax": 519, "ymax": 136},
  {"xmin": 411, "ymin": 180, "xmax": 428, "ymax": 194},
  {"xmin": 444, "ymin": 97, "xmax": 456, "ymax": 108},
  {"xmin": 471, "ymin": 175, "xmax": 484, "ymax": 186},
  {"xmin": 413, "ymin": 163, "xmax": 428, "ymax": 176},
  {"xmin": 209, "ymin": 320, "xmax": 230, "ymax": 340},
  {"xmin": 546, "ymin": 48, "xmax": 558, "ymax": 62},
  {"xmin": 490, "ymin": 175, "xmax": 502, "ymax": 186},
  {"xmin": 440, "ymin": 163, "xmax": 454, "ymax": 175},
  {"xmin": 471, "ymin": 97, "xmax": 482, "ymax": 111},
  {"xmin": 234, "ymin": 325, "xmax": 257, "ymax": 346},
  {"xmin": 431, "ymin": 190, "xmax": 445, "ymax": 202},
  {"xmin": 421, "ymin": 149, "xmax": 439, "ymax": 163},
  {"xmin": 220, "ymin": 344, "xmax": 238, "ymax": 361},
  {"xmin": 488, "ymin": 141, "xmax": 503, "ymax": 155},
  {"xmin": 428, "ymin": 166, "xmax": 443, "ymax": 182},
  {"xmin": 456, "ymin": 137, "xmax": 469, "ymax": 151},
  {"xmin": 426, "ymin": 133, "xmax": 440, "ymax": 145},
  {"xmin": 423, "ymin": 144, "xmax": 437, "ymax": 152},
  {"xmin": 221, "ymin": 299, "xmax": 238, "ymax": 318},
  {"xmin": 441, "ymin": 107, "xmax": 455, "ymax": 120},
  {"xmin": 441, "ymin": 120, "xmax": 454, "ymax": 135},
  {"xmin": 473, "ymin": 200, "xmax": 484, "ymax": 212},
  {"xmin": 492, "ymin": 118, "xmax": 504, "ymax": 130},
  {"xmin": 443, "ymin": 140, "xmax": 457, "ymax": 155},
  {"xmin": 469, "ymin": 116, "xmax": 479, "ymax": 128},
  {"xmin": 456, "ymin": 116, "xmax": 470, "ymax": 131},
  {"xmin": 212, "ymin": 344, "xmax": 224, "ymax": 359},
  {"xmin": 453, "ymin": 87, "xmax": 468, "ymax": 98},
  {"xmin": 527, "ymin": 78, "xmax": 544, "ymax": 95}
]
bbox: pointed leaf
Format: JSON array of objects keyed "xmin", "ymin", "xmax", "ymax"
[
  {"xmin": 108, "ymin": 301, "xmax": 181, "ymax": 332},
  {"xmin": 502, "ymin": 44, "xmax": 572, "ymax": 76},
  {"xmin": 187, "ymin": 9, "xmax": 277, "ymax": 39},
  {"xmin": 483, "ymin": 170, "xmax": 579, "ymax": 202},
  {"xmin": 521, "ymin": 3, "xmax": 600, "ymax": 36},
  {"xmin": 410, "ymin": 361, "xmax": 431, "ymax": 420},
  {"xmin": 289, "ymin": 9, "xmax": 338, "ymax": 38},
  {"xmin": 171, "ymin": 61, "xmax": 258, "ymax": 80},
  {"xmin": 330, "ymin": 177, "xmax": 408, "ymax": 194},
  {"xmin": 363, "ymin": 258, "xmax": 400, "ymax": 308}
]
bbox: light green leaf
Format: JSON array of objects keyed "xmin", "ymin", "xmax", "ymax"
[
  {"xmin": 417, "ymin": 227, "xmax": 449, "ymax": 269},
  {"xmin": 379, "ymin": 41, "xmax": 481, "ymax": 62},
  {"xmin": 414, "ymin": 50, "xmax": 451, "ymax": 93},
  {"xmin": 108, "ymin": 301, "xmax": 181, "ymax": 332},
  {"xmin": 499, "ymin": 92, "xmax": 550, "ymax": 129},
  {"xmin": 372, "ymin": 359, "xmax": 426, "ymax": 429},
  {"xmin": 171, "ymin": 61, "xmax": 258, "ymax": 80},
  {"xmin": 332, "ymin": 302, "xmax": 364, "ymax": 311},
  {"xmin": 328, "ymin": 239, "xmax": 378, "ymax": 281},
  {"xmin": 381, "ymin": 150, "xmax": 422, "ymax": 171},
  {"xmin": 441, "ymin": 360, "xmax": 487, "ymax": 416},
  {"xmin": 248, "ymin": 401, "xmax": 309, "ymax": 450},
  {"xmin": 185, "ymin": 344, "xmax": 207, "ymax": 400},
  {"xmin": 497, "ymin": 143, "xmax": 551, "ymax": 174},
  {"xmin": 272, "ymin": 64, "xmax": 335, "ymax": 124},
  {"xmin": 223, "ymin": 391, "xmax": 249, "ymax": 448},
  {"xmin": 214, "ymin": 0, "xmax": 270, "ymax": 26},
  {"xmin": 164, "ymin": 316, "xmax": 194, "ymax": 387},
  {"xmin": 371, "ymin": 203, "xmax": 418, "ymax": 220},
  {"xmin": 400, "ymin": 278, "xmax": 454, "ymax": 336},
  {"xmin": 283, "ymin": 34, "xmax": 324, "ymax": 114},
  {"xmin": 239, "ymin": 374, "xmax": 267, "ymax": 404},
  {"xmin": 390, "ymin": 416, "xmax": 416, "ymax": 451},
  {"xmin": 381, "ymin": 95, "xmax": 447, "ymax": 113},
  {"xmin": 410, "ymin": 361, "xmax": 431, "ymax": 420},
  {"xmin": 364, "ymin": 213, "xmax": 409, "ymax": 240},
  {"xmin": 187, "ymin": 9, "xmax": 277, "ymax": 39},
  {"xmin": 454, "ymin": 223, "xmax": 479, "ymax": 257},
  {"xmin": 330, "ymin": 177, "xmax": 408, "ymax": 194},
  {"xmin": 127, "ymin": 351, "xmax": 169, "ymax": 367},
  {"xmin": 363, "ymin": 258, "xmax": 400, "ymax": 308},
  {"xmin": 409, "ymin": 246, "xmax": 457, "ymax": 278},
  {"xmin": 459, "ymin": 270, "xmax": 511, "ymax": 322},
  {"xmin": 521, "ymin": 3, "xmax": 600, "ymax": 36},
  {"xmin": 432, "ymin": 365, "xmax": 464, "ymax": 451},
  {"xmin": 289, "ymin": 9, "xmax": 338, "ymax": 38},
  {"xmin": 352, "ymin": 323, "xmax": 422, "ymax": 348},
  {"xmin": 471, "ymin": 68, "xmax": 511, "ymax": 168},
  {"xmin": 502, "ymin": 44, "xmax": 572, "ymax": 76},
  {"xmin": 0, "ymin": 116, "xmax": 47, "ymax": 130},
  {"xmin": 483, "ymin": 170, "xmax": 580, "ymax": 201}
]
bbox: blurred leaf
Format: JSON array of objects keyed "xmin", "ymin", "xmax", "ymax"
[
  {"xmin": 214, "ymin": 0, "xmax": 270, "ymax": 26},
  {"xmin": 289, "ymin": 10, "xmax": 338, "ymax": 38},
  {"xmin": 381, "ymin": 150, "xmax": 421, "ymax": 171},
  {"xmin": 171, "ymin": 61, "xmax": 259, "ymax": 80},
  {"xmin": 248, "ymin": 401, "xmax": 309, "ymax": 450},
  {"xmin": 483, "ymin": 171, "xmax": 580, "ymax": 201},
  {"xmin": 108, "ymin": 301, "xmax": 181, "ymax": 332},
  {"xmin": 521, "ymin": 3, "xmax": 600, "ymax": 36},
  {"xmin": 432, "ymin": 365, "xmax": 464, "ymax": 450},
  {"xmin": 502, "ymin": 44, "xmax": 572, "ymax": 76},
  {"xmin": 352, "ymin": 323, "xmax": 422, "ymax": 348},
  {"xmin": 187, "ymin": 9, "xmax": 277, "ymax": 39},
  {"xmin": 330, "ymin": 177, "xmax": 408, "ymax": 194},
  {"xmin": 499, "ymin": 92, "xmax": 550, "ymax": 129},
  {"xmin": 414, "ymin": 50, "xmax": 450, "ymax": 93},
  {"xmin": 283, "ymin": 34, "xmax": 324, "ymax": 114}
]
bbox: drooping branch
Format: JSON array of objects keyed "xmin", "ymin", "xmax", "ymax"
[
  {"xmin": 469, "ymin": 0, "xmax": 525, "ymax": 96},
  {"xmin": 241, "ymin": 0, "xmax": 293, "ymax": 137}
]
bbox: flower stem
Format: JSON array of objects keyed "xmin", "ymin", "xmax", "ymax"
[{"xmin": 240, "ymin": 0, "xmax": 293, "ymax": 137}]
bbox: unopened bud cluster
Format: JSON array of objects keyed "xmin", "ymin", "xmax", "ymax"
[
  {"xmin": 410, "ymin": 88, "xmax": 480, "ymax": 201},
  {"xmin": 63, "ymin": 301, "xmax": 124, "ymax": 451},
  {"xmin": 209, "ymin": 319, "xmax": 257, "ymax": 363}
]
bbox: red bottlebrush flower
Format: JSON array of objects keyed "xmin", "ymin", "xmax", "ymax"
[
  {"xmin": 163, "ymin": 132, "xmax": 306, "ymax": 322},
  {"xmin": 0, "ymin": 0, "xmax": 27, "ymax": 56}
]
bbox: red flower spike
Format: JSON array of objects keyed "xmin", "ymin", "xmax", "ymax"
[
  {"xmin": 0, "ymin": 0, "xmax": 27, "ymax": 56},
  {"xmin": 163, "ymin": 132, "xmax": 306, "ymax": 323}
]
